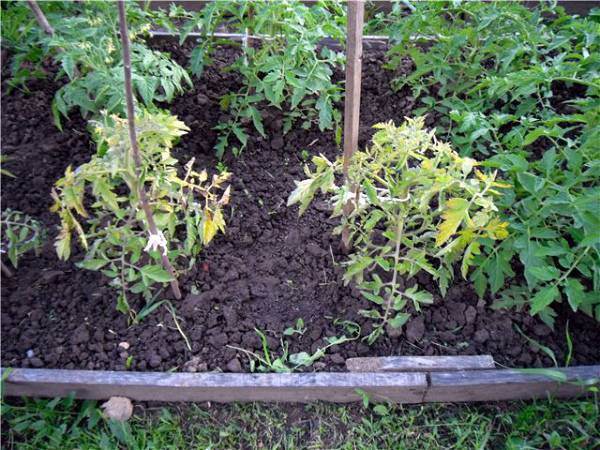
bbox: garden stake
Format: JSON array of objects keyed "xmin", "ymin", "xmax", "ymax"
[
  {"xmin": 117, "ymin": 1, "xmax": 181, "ymax": 300},
  {"xmin": 26, "ymin": 0, "xmax": 54, "ymax": 36},
  {"xmin": 341, "ymin": 0, "xmax": 364, "ymax": 252},
  {"xmin": 1, "ymin": 260, "xmax": 13, "ymax": 278},
  {"xmin": 26, "ymin": 0, "xmax": 79, "ymax": 78}
]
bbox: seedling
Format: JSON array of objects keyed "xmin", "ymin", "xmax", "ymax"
[
  {"xmin": 300, "ymin": 150, "xmax": 311, "ymax": 162},
  {"xmin": 228, "ymin": 319, "xmax": 359, "ymax": 373},
  {"xmin": 216, "ymin": 162, "xmax": 229, "ymax": 174},
  {"xmin": 1, "ymin": 209, "xmax": 44, "ymax": 272},
  {"xmin": 283, "ymin": 318, "xmax": 306, "ymax": 336},
  {"xmin": 289, "ymin": 118, "xmax": 508, "ymax": 343}
]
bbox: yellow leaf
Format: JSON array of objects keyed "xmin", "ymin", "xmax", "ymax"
[
  {"xmin": 436, "ymin": 198, "xmax": 470, "ymax": 246},
  {"xmin": 201, "ymin": 210, "xmax": 218, "ymax": 245},
  {"xmin": 213, "ymin": 208, "xmax": 226, "ymax": 233},
  {"xmin": 485, "ymin": 218, "xmax": 509, "ymax": 240}
]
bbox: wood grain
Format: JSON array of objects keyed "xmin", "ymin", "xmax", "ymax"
[
  {"xmin": 1, "ymin": 369, "xmax": 427, "ymax": 403},
  {"xmin": 342, "ymin": 0, "xmax": 365, "ymax": 179},
  {"xmin": 3, "ymin": 365, "xmax": 598, "ymax": 403},
  {"xmin": 425, "ymin": 365, "xmax": 600, "ymax": 402},
  {"xmin": 346, "ymin": 355, "xmax": 495, "ymax": 372}
]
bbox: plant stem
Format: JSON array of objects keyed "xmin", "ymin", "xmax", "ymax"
[
  {"xmin": 117, "ymin": 1, "xmax": 181, "ymax": 300},
  {"xmin": 382, "ymin": 218, "xmax": 403, "ymax": 327}
]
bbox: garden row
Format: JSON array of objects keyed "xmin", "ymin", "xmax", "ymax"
[{"xmin": 1, "ymin": 1, "xmax": 599, "ymax": 374}]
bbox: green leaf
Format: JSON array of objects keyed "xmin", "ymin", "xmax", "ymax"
[
  {"xmin": 403, "ymin": 286, "xmax": 433, "ymax": 306},
  {"xmin": 61, "ymin": 55, "xmax": 76, "ymax": 80},
  {"xmin": 388, "ymin": 313, "xmax": 410, "ymax": 329},
  {"xmin": 190, "ymin": 46, "xmax": 205, "ymax": 76},
  {"xmin": 527, "ymin": 266, "xmax": 561, "ymax": 282},
  {"xmin": 362, "ymin": 291, "xmax": 384, "ymax": 305},
  {"xmin": 363, "ymin": 180, "xmax": 378, "ymax": 203},
  {"xmin": 78, "ymin": 258, "xmax": 109, "ymax": 271},
  {"xmin": 530, "ymin": 286, "xmax": 560, "ymax": 316},
  {"xmin": 517, "ymin": 172, "xmax": 545, "ymax": 194},
  {"xmin": 517, "ymin": 368, "xmax": 567, "ymax": 382},
  {"xmin": 249, "ymin": 107, "xmax": 265, "ymax": 137},
  {"xmin": 232, "ymin": 125, "xmax": 248, "ymax": 147},
  {"xmin": 373, "ymin": 404, "xmax": 390, "ymax": 416},
  {"xmin": 140, "ymin": 265, "xmax": 175, "ymax": 283},
  {"xmin": 345, "ymin": 257, "xmax": 373, "ymax": 279},
  {"xmin": 316, "ymin": 95, "xmax": 332, "ymax": 131},
  {"xmin": 116, "ymin": 293, "xmax": 130, "ymax": 315},
  {"xmin": 564, "ymin": 278, "xmax": 586, "ymax": 312}
]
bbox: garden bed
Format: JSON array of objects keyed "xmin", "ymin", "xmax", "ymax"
[{"xmin": 2, "ymin": 42, "xmax": 600, "ymax": 375}]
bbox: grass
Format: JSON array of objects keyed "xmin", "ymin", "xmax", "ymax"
[{"xmin": 1, "ymin": 395, "xmax": 598, "ymax": 449}]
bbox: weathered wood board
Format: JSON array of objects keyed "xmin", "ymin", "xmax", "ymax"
[
  {"xmin": 425, "ymin": 365, "xmax": 600, "ymax": 402},
  {"xmin": 1, "ymin": 369, "xmax": 427, "ymax": 403},
  {"xmin": 346, "ymin": 355, "xmax": 495, "ymax": 372},
  {"xmin": 2, "ymin": 365, "xmax": 598, "ymax": 403}
]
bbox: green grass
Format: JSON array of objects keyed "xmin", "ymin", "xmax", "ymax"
[{"xmin": 1, "ymin": 395, "xmax": 598, "ymax": 449}]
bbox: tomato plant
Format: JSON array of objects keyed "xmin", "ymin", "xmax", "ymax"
[
  {"xmin": 51, "ymin": 111, "xmax": 231, "ymax": 319},
  {"xmin": 289, "ymin": 118, "xmax": 508, "ymax": 342}
]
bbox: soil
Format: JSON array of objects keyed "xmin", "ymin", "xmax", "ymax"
[{"xmin": 1, "ymin": 43, "xmax": 599, "ymax": 373}]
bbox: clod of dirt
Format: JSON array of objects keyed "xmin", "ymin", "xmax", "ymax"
[
  {"xmin": 226, "ymin": 357, "xmax": 243, "ymax": 372},
  {"xmin": 474, "ymin": 329, "xmax": 490, "ymax": 344},
  {"xmin": 71, "ymin": 325, "xmax": 90, "ymax": 345},
  {"xmin": 102, "ymin": 397, "xmax": 133, "ymax": 422},
  {"xmin": 182, "ymin": 356, "xmax": 208, "ymax": 372},
  {"xmin": 386, "ymin": 324, "xmax": 403, "ymax": 339},
  {"xmin": 405, "ymin": 317, "xmax": 425, "ymax": 343}
]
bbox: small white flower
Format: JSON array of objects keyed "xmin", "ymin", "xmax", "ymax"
[{"xmin": 144, "ymin": 230, "xmax": 168, "ymax": 256}]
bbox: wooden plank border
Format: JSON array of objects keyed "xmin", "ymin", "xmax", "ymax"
[
  {"xmin": 346, "ymin": 355, "xmax": 496, "ymax": 372},
  {"xmin": 0, "ymin": 369, "xmax": 427, "ymax": 403},
  {"xmin": 2, "ymin": 365, "xmax": 598, "ymax": 403},
  {"xmin": 426, "ymin": 365, "xmax": 600, "ymax": 402}
]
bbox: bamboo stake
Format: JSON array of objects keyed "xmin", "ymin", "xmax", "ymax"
[
  {"xmin": 341, "ymin": 0, "xmax": 365, "ymax": 251},
  {"xmin": 117, "ymin": 1, "xmax": 181, "ymax": 300}
]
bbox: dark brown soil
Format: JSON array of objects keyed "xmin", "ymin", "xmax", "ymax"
[{"xmin": 1, "ymin": 43, "xmax": 599, "ymax": 373}]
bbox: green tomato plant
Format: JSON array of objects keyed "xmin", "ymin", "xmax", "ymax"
[
  {"xmin": 48, "ymin": 1, "xmax": 191, "ymax": 128},
  {"xmin": 51, "ymin": 110, "xmax": 231, "ymax": 319},
  {"xmin": 288, "ymin": 118, "xmax": 509, "ymax": 343},
  {"xmin": 181, "ymin": 0, "xmax": 346, "ymax": 158},
  {"xmin": 382, "ymin": 1, "xmax": 600, "ymax": 326},
  {"xmin": 0, "ymin": 1, "xmax": 191, "ymax": 126}
]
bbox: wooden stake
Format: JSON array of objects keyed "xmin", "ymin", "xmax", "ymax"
[
  {"xmin": 1, "ymin": 260, "xmax": 13, "ymax": 278},
  {"xmin": 341, "ymin": 0, "xmax": 365, "ymax": 251},
  {"xmin": 26, "ymin": 0, "xmax": 79, "ymax": 78},
  {"xmin": 117, "ymin": 1, "xmax": 181, "ymax": 300},
  {"xmin": 26, "ymin": 0, "xmax": 55, "ymax": 36}
]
